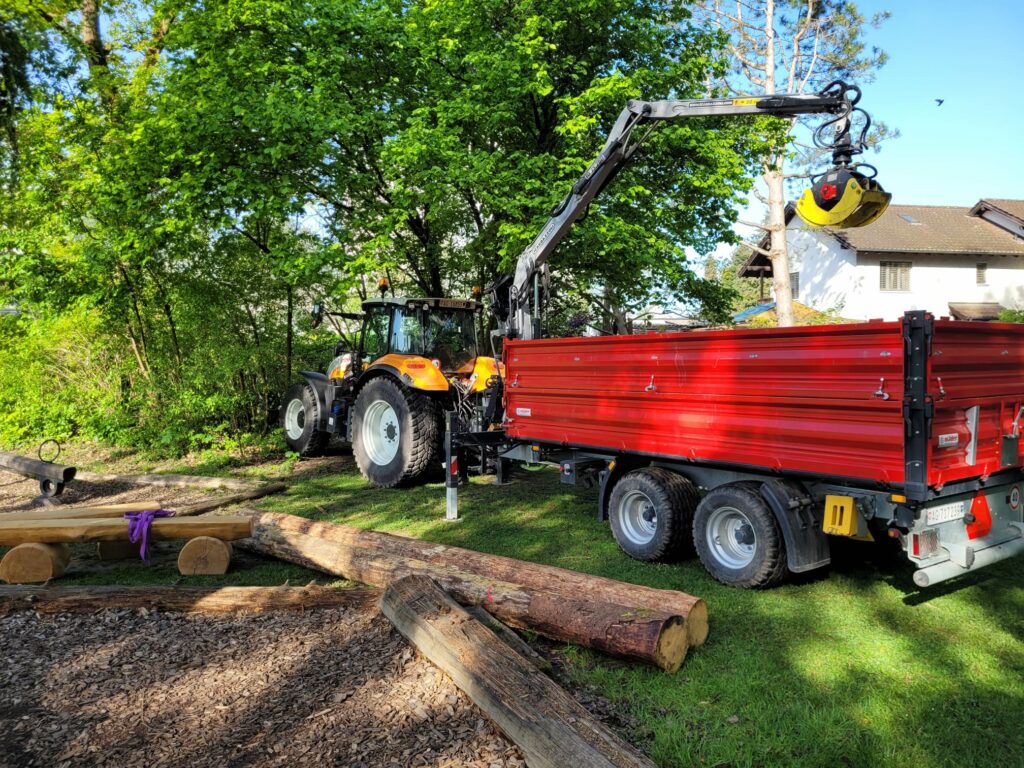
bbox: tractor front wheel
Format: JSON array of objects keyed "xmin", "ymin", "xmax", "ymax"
[
  {"xmin": 352, "ymin": 377, "xmax": 440, "ymax": 488},
  {"xmin": 281, "ymin": 381, "xmax": 330, "ymax": 458}
]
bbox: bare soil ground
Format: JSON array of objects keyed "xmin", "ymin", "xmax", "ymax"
[{"xmin": 0, "ymin": 471, "xmax": 216, "ymax": 513}]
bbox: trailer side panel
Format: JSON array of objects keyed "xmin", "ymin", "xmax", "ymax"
[{"xmin": 504, "ymin": 322, "xmax": 906, "ymax": 485}]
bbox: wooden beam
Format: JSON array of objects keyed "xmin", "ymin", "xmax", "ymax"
[
  {"xmin": 380, "ymin": 575, "xmax": 657, "ymax": 768},
  {"xmin": 245, "ymin": 511, "xmax": 708, "ymax": 647},
  {"xmin": 0, "ymin": 501, "xmax": 164, "ymax": 521},
  {"xmin": 75, "ymin": 471, "xmax": 259, "ymax": 491},
  {"xmin": 0, "ymin": 516, "xmax": 252, "ymax": 545},
  {"xmin": 0, "ymin": 584, "xmax": 380, "ymax": 617},
  {"xmin": 174, "ymin": 483, "xmax": 287, "ymax": 516},
  {"xmin": 241, "ymin": 523, "xmax": 689, "ymax": 671}
]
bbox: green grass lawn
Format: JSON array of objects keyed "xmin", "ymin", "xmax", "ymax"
[{"xmin": 46, "ymin": 454, "xmax": 1024, "ymax": 767}]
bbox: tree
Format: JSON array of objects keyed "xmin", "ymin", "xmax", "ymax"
[{"xmin": 695, "ymin": 0, "xmax": 891, "ymax": 326}]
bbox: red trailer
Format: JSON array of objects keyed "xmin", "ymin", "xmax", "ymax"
[{"xmin": 483, "ymin": 311, "xmax": 1024, "ymax": 588}]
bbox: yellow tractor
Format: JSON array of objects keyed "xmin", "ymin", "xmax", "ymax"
[{"xmin": 281, "ymin": 290, "xmax": 502, "ymax": 487}]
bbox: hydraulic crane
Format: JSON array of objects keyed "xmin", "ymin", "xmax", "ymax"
[{"xmin": 491, "ymin": 80, "xmax": 890, "ymax": 340}]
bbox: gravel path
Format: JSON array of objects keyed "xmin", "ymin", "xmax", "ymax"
[{"xmin": 0, "ymin": 605, "xmax": 525, "ymax": 768}]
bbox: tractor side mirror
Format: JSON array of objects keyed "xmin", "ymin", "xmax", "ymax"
[{"xmin": 310, "ymin": 303, "xmax": 324, "ymax": 329}]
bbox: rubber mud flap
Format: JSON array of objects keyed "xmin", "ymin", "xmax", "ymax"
[{"xmin": 760, "ymin": 479, "xmax": 830, "ymax": 573}]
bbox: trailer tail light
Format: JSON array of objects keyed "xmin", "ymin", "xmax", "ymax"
[{"xmin": 911, "ymin": 529, "xmax": 939, "ymax": 559}]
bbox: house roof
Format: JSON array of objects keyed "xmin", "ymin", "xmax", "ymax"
[
  {"xmin": 947, "ymin": 302, "xmax": 1006, "ymax": 321},
  {"xmin": 971, "ymin": 198, "xmax": 1024, "ymax": 226},
  {"xmin": 739, "ymin": 199, "xmax": 1024, "ymax": 277}
]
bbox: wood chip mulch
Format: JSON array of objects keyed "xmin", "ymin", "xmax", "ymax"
[{"xmin": 0, "ymin": 605, "xmax": 526, "ymax": 768}]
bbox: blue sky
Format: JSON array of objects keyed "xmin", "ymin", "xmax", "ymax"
[{"xmin": 854, "ymin": 0, "xmax": 1024, "ymax": 207}]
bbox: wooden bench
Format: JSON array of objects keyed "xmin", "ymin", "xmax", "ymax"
[{"xmin": 0, "ymin": 515, "xmax": 251, "ymax": 583}]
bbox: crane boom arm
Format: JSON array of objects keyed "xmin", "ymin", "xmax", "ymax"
[{"xmin": 505, "ymin": 85, "xmax": 880, "ymax": 340}]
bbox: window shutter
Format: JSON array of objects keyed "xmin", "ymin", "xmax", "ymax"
[
  {"xmin": 880, "ymin": 261, "xmax": 911, "ymax": 292},
  {"xmin": 789, "ymin": 271, "xmax": 800, "ymax": 298},
  {"xmin": 976, "ymin": 263, "xmax": 988, "ymax": 285}
]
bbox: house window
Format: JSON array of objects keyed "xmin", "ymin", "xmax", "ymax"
[
  {"xmin": 977, "ymin": 263, "xmax": 988, "ymax": 286},
  {"xmin": 880, "ymin": 261, "xmax": 911, "ymax": 292},
  {"xmin": 789, "ymin": 271, "xmax": 800, "ymax": 298}
]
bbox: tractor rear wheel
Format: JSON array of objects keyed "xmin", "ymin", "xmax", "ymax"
[
  {"xmin": 281, "ymin": 381, "xmax": 330, "ymax": 458},
  {"xmin": 352, "ymin": 377, "xmax": 440, "ymax": 488}
]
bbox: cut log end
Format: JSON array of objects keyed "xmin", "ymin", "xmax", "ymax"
[
  {"xmin": 687, "ymin": 599, "xmax": 709, "ymax": 647},
  {"xmin": 178, "ymin": 536, "xmax": 233, "ymax": 575},
  {"xmin": 0, "ymin": 543, "xmax": 71, "ymax": 584},
  {"xmin": 653, "ymin": 616, "xmax": 689, "ymax": 674}
]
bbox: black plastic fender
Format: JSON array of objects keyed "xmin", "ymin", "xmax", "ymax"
[
  {"xmin": 759, "ymin": 479, "xmax": 831, "ymax": 573},
  {"xmin": 297, "ymin": 371, "xmax": 333, "ymax": 433}
]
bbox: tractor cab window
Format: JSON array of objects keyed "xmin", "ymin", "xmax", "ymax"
[
  {"xmin": 360, "ymin": 307, "xmax": 389, "ymax": 363},
  {"xmin": 424, "ymin": 309, "xmax": 477, "ymax": 371},
  {"xmin": 390, "ymin": 309, "xmax": 424, "ymax": 355}
]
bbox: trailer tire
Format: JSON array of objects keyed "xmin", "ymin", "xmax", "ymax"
[
  {"xmin": 352, "ymin": 377, "xmax": 440, "ymax": 488},
  {"xmin": 608, "ymin": 468, "xmax": 699, "ymax": 562},
  {"xmin": 281, "ymin": 381, "xmax": 330, "ymax": 458},
  {"xmin": 693, "ymin": 483, "xmax": 788, "ymax": 588}
]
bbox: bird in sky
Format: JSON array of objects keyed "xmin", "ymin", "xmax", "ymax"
[{"xmin": 935, "ymin": 99, "xmax": 945, "ymax": 106}]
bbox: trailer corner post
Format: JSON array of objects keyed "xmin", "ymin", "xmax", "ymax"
[{"xmin": 445, "ymin": 410, "xmax": 458, "ymax": 521}]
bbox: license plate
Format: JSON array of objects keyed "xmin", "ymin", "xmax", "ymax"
[{"xmin": 926, "ymin": 501, "xmax": 966, "ymax": 526}]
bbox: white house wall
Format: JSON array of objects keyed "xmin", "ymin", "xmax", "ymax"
[{"xmin": 783, "ymin": 220, "xmax": 1024, "ymax": 320}]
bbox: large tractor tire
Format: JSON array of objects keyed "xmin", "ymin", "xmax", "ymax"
[
  {"xmin": 281, "ymin": 381, "xmax": 330, "ymax": 458},
  {"xmin": 352, "ymin": 377, "xmax": 440, "ymax": 488}
]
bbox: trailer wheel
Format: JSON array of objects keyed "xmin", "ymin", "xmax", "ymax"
[
  {"xmin": 693, "ymin": 483, "xmax": 788, "ymax": 588},
  {"xmin": 608, "ymin": 468, "xmax": 699, "ymax": 562},
  {"xmin": 281, "ymin": 381, "xmax": 330, "ymax": 458},
  {"xmin": 352, "ymin": 377, "xmax": 440, "ymax": 488}
]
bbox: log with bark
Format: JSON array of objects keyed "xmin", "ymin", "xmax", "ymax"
[
  {"xmin": 0, "ymin": 584, "xmax": 380, "ymax": 617},
  {"xmin": 244, "ymin": 511, "xmax": 708, "ymax": 647},
  {"xmin": 381, "ymin": 575, "xmax": 657, "ymax": 768},
  {"xmin": 240, "ymin": 517, "xmax": 692, "ymax": 671}
]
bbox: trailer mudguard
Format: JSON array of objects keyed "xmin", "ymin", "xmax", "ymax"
[
  {"xmin": 297, "ymin": 371, "xmax": 333, "ymax": 432},
  {"xmin": 760, "ymin": 479, "xmax": 831, "ymax": 573}
]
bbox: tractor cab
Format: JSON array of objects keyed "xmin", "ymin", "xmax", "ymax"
[{"xmin": 359, "ymin": 297, "xmax": 481, "ymax": 374}]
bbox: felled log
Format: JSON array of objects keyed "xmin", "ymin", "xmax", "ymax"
[
  {"xmin": 0, "ymin": 515, "xmax": 252, "ymax": 546},
  {"xmin": 0, "ymin": 543, "xmax": 72, "ymax": 584},
  {"xmin": 75, "ymin": 471, "xmax": 259, "ymax": 491},
  {"xmin": 381, "ymin": 575, "xmax": 656, "ymax": 768},
  {"xmin": 177, "ymin": 536, "xmax": 233, "ymax": 575},
  {"xmin": 174, "ymin": 483, "xmax": 287, "ymax": 516},
  {"xmin": 1, "ymin": 501, "xmax": 164, "ymax": 521},
  {"xmin": 0, "ymin": 584, "xmax": 380, "ymax": 617},
  {"xmin": 0, "ymin": 452, "xmax": 76, "ymax": 485},
  {"xmin": 241, "ymin": 524, "xmax": 689, "ymax": 671},
  {"xmin": 245, "ymin": 511, "xmax": 708, "ymax": 647}
]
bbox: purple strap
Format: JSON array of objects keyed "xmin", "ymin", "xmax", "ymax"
[{"xmin": 124, "ymin": 509, "xmax": 174, "ymax": 562}]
